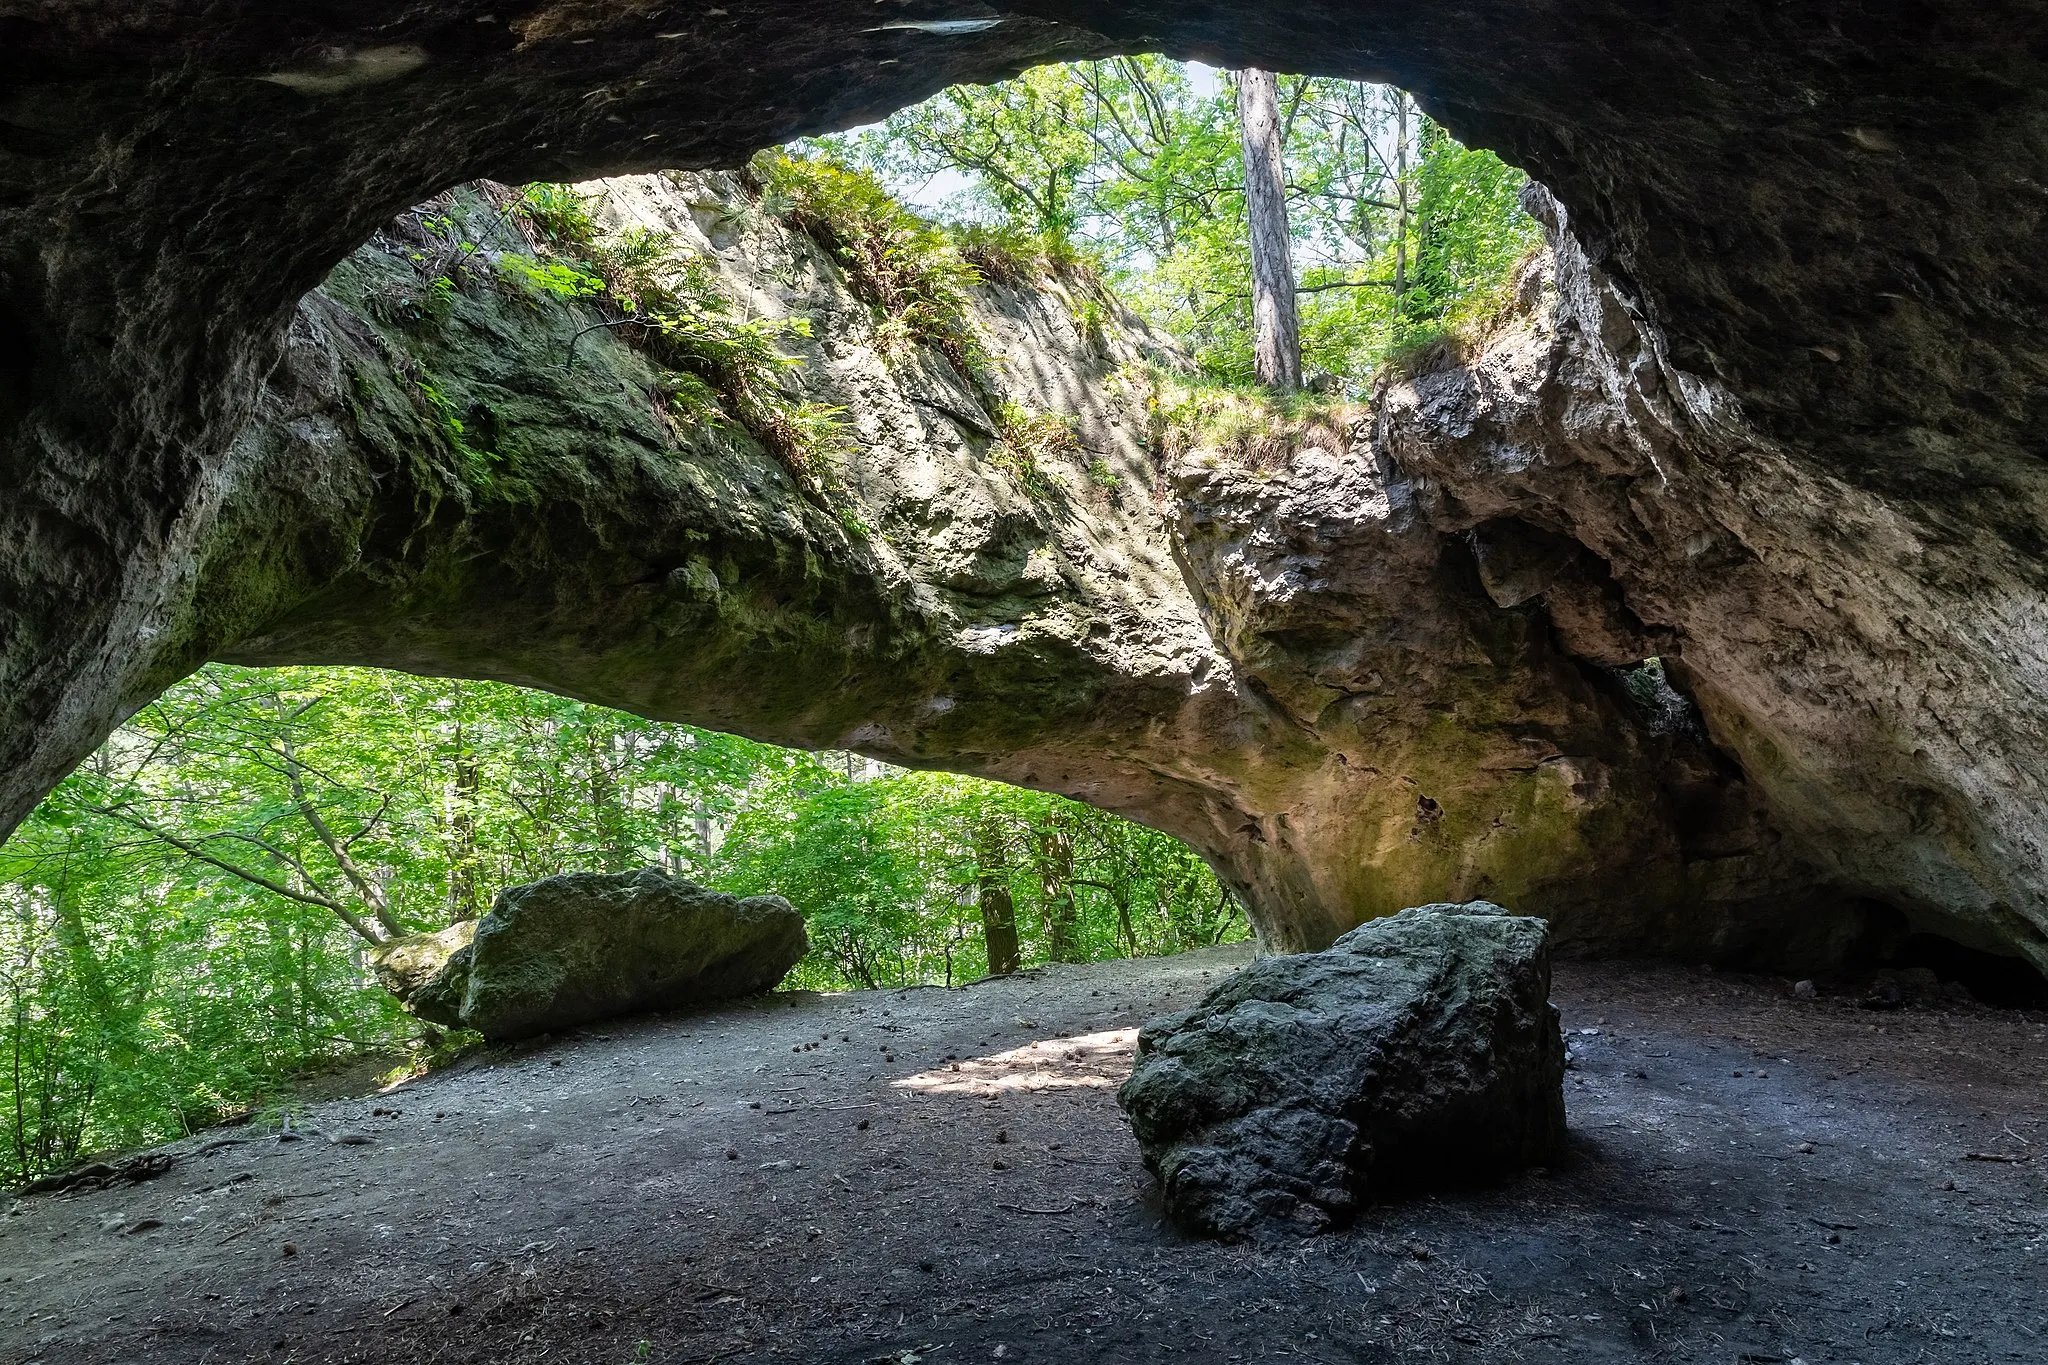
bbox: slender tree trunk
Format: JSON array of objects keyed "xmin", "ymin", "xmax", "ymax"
[
  {"xmin": 974, "ymin": 814, "xmax": 1021, "ymax": 976},
  {"xmin": 693, "ymin": 806, "xmax": 715, "ymax": 867},
  {"xmin": 1034, "ymin": 818, "xmax": 1082, "ymax": 964},
  {"xmin": 1115, "ymin": 887, "xmax": 1138, "ymax": 957},
  {"xmin": 1237, "ymin": 68, "xmax": 1300, "ymax": 390},
  {"xmin": 449, "ymin": 738, "xmax": 481, "ymax": 921},
  {"xmin": 583, "ymin": 724, "xmax": 633, "ymax": 871},
  {"xmin": 1393, "ymin": 89, "xmax": 1411, "ymax": 318}
]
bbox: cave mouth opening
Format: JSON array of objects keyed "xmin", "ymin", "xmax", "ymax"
[
  {"xmin": 1882, "ymin": 933, "xmax": 2048, "ymax": 1010},
  {"xmin": 804, "ymin": 56, "xmax": 1532, "ymax": 400},
  {"xmin": 0, "ymin": 661, "xmax": 1246, "ymax": 1188}
]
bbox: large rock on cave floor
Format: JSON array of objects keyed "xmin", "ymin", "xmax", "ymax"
[
  {"xmin": 375, "ymin": 868, "xmax": 807, "ymax": 1042},
  {"xmin": 1118, "ymin": 901, "xmax": 1567, "ymax": 1240}
]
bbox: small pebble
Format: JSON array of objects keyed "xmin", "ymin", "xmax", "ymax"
[
  {"xmin": 725, "ymin": 1149, "xmax": 740, "ymax": 1161},
  {"xmin": 281, "ymin": 1243, "xmax": 298, "ymax": 1258},
  {"xmin": 1798, "ymin": 1142, "xmax": 1816, "ymax": 1154}
]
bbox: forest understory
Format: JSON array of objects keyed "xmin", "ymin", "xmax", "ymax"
[{"xmin": 4, "ymin": 946, "xmax": 2044, "ymax": 1365}]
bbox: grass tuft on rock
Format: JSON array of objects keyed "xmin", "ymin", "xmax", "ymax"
[
  {"xmin": 502, "ymin": 184, "xmax": 855, "ymax": 492},
  {"xmin": 987, "ymin": 401, "xmax": 1081, "ymax": 499},
  {"xmin": 1122, "ymin": 365, "xmax": 1362, "ymax": 470},
  {"xmin": 752, "ymin": 151, "xmax": 988, "ymax": 380}
]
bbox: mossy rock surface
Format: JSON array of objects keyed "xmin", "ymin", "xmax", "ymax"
[
  {"xmin": 371, "ymin": 920, "xmax": 480, "ymax": 1026},
  {"xmin": 397, "ymin": 868, "xmax": 807, "ymax": 1041}
]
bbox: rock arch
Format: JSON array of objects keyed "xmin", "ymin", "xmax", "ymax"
[{"xmin": 4, "ymin": 3, "xmax": 2046, "ymax": 966}]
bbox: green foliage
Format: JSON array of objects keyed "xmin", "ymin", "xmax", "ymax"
[
  {"xmin": 950, "ymin": 221, "xmax": 1089, "ymax": 288},
  {"xmin": 753, "ymin": 151, "xmax": 986, "ymax": 374},
  {"xmin": 1122, "ymin": 364, "xmax": 1358, "ymax": 469},
  {"xmin": 497, "ymin": 253, "xmax": 605, "ymax": 303},
  {"xmin": 1402, "ymin": 127, "xmax": 1543, "ymax": 334},
  {"xmin": 414, "ymin": 378, "xmax": 499, "ymax": 483},
  {"xmin": 718, "ymin": 765, "xmax": 1240, "ymax": 991},
  {"xmin": 517, "ymin": 182, "xmax": 602, "ymax": 250},
  {"xmin": 987, "ymin": 401, "xmax": 1080, "ymax": 499},
  {"xmin": 0, "ymin": 665, "xmax": 1238, "ymax": 1183},
  {"xmin": 831, "ymin": 61, "xmax": 1540, "ymax": 386}
]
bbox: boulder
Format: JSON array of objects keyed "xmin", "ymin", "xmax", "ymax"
[
  {"xmin": 392, "ymin": 869, "xmax": 807, "ymax": 1041},
  {"xmin": 370, "ymin": 919, "xmax": 478, "ymax": 1022},
  {"xmin": 1117, "ymin": 901, "xmax": 1566, "ymax": 1239}
]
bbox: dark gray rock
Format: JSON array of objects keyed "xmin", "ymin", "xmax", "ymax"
[
  {"xmin": 398, "ymin": 869, "xmax": 807, "ymax": 1041},
  {"xmin": 10, "ymin": 0, "xmax": 2048, "ymax": 995},
  {"xmin": 1118, "ymin": 901, "xmax": 1566, "ymax": 1239}
]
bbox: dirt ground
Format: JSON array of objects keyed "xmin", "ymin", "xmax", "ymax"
[{"xmin": 5, "ymin": 945, "xmax": 2047, "ymax": 1365}]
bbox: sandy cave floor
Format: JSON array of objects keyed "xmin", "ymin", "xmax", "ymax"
[{"xmin": 5, "ymin": 945, "xmax": 2048, "ymax": 1365}]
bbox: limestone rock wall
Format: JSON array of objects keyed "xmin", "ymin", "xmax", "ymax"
[
  {"xmin": 7, "ymin": 2, "xmax": 2048, "ymax": 980},
  {"xmin": 150, "ymin": 171, "xmax": 1845, "ymax": 963},
  {"xmin": 1382, "ymin": 191, "xmax": 2048, "ymax": 971}
]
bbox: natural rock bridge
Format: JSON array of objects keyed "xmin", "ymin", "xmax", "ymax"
[{"xmin": 6, "ymin": 2, "xmax": 2047, "ymax": 974}]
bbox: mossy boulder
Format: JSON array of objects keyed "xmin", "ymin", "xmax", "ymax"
[
  {"xmin": 371, "ymin": 920, "xmax": 480, "ymax": 1023},
  {"xmin": 1118, "ymin": 901, "xmax": 1566, "ymax": 1239},
  {"xmin": 391, "ymin": 869, "xmax": 807, "ymax": 1041}
]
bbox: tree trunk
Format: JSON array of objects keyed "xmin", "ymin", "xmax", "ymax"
[
  {"xmin": 448, "ymin": 737, "xmax": 482, "ymax": 922},
  {"xmin": 974, "ymin": 814, "xmax": 1021, "ymax": 976},
  {"xmin": 1393, "ymin": 89, "xmax": 1411, "ymax": 318},
  {"xmin": 583, "ymin": 724, "xmax": 634, "ymax": 871},
  {"xmin": 1034, "ymin": 817, "xmax": 1082, "ymax": 964},
  {"xmin": 1237, "ymin": 68, "xmax": 1300, "ymax": 390}
]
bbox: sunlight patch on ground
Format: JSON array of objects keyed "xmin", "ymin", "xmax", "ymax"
[{"xmin": 893, "ymin": 1029, "xmax": 1138, "ymax": 1096}]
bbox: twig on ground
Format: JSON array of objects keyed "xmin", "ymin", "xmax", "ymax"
[{"xmin": 996, "ymin": 1200, "xmax": 1078, "ymax": 1215}]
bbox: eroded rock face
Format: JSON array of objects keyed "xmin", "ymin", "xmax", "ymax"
[
  {"xmin": 1165, "ymin": 396, "xmax": 1835, "ymax": 962},
  {"xmin": 149, "ymin": 171, "xmax": 1827, "ymax": 962},
  {"xmin": 399, "ymin": 869, "xmax": 807, "ymax": 1041},
  {"xmin": 1379, "ymin": 191, "xmax": 2048, "ymax": 972},
  {"xmin": 1117, "ymin": 901, "xmax": 1567, "ymax": 1238},
  {"xmin": 7, "ymin": 2, "xmax": 2048, "ymax": 978},
  {"xmin": 371, "ymin": 919, "xmax": 480, "ymax": 1016}
]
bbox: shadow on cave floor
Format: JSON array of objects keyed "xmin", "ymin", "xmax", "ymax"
[{"xmin": 5, "ymin": 946, "xmax": 2047, "ymax": 1364}]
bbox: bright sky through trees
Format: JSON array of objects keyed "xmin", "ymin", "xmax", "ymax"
[{"xmin": 823, "ymin": 57, "xmax": 1539, "ymax": 385}]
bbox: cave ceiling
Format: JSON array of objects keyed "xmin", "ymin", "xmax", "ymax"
[{"xmin": 3, "ymin": 1, "xmax": 2046, "ymax": 961}]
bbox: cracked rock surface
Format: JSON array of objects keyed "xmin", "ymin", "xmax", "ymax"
[{"xmin": 1118, "ymin": 902, "xmax": 1567, "ymax": 1238}]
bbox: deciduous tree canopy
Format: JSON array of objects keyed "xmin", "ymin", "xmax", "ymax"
[{"xmin": 1, "ymin": 666, "xmax": 1237, "ymax": 1183}]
